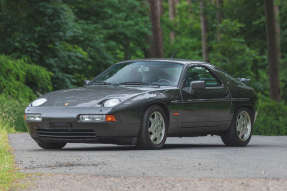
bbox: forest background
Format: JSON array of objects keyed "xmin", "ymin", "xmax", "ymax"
[{"xmin": 0, "ymin": 0, "xmax": 286, "ymax": 135}]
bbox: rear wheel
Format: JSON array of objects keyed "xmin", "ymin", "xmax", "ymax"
[
  {"xmin": 137, "ymin": 105, "xmax": 168, "ymax": 149},
  {"xmin": 36, "ymin": 140, "xmax": 66, "ymax": 150},
  {"xmin": 221, "ymin": 108, "xmax": 253, "ymax": 146}
]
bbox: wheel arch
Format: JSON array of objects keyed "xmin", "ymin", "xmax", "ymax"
[
  {"xmin": 143, "ymin": 102, "xmax": 170, "ymax": 124},
  {"xmin": 232, "ymin": 104, "xmax": 256, "ymax": 121}
]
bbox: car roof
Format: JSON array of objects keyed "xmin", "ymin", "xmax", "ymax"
[{"xmin": 117, "ymin": 59, "xmax": 215, "ymax": 68}]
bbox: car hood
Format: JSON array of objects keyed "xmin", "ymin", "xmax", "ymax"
[{"xmin": 40, "ymin": 85, "xmax": 167, "ymax": 107}]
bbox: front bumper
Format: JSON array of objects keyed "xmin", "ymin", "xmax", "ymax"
[{"xmin": 25, "ymin": 106, "xmax": 140, "ymax": 145}]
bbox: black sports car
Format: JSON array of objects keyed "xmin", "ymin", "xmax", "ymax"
[{"xmin": 25, "ymin": 59, "xmax": 257, "ymax": 149}]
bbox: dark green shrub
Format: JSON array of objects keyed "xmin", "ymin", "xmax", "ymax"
[
  {"xmin": 0, "ymin": 55, "xmax": 52, "ymax": 131},
  {"xmin": 0, "ymin": 95, "xmax": 27, "ymax": 132},
  {"xmin": 254, "ymin": 96, "xmax": 287, "ymax": 135},
  {"xmin": 0, "ymin": 55, "xmax": 52, "ymax": 101}
]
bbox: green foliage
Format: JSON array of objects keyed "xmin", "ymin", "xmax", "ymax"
[
  {"xmin": 0, "ymin": 55, "xmax": 52, "ymax": 101},
  {"xmin": 254, "ymin": 95, "xmax": 287, "ymax": 135},
  {"xmin": 0, "ymin": 95, "xmax": 27, "ymax": 132},
  {"xmin": 0, "ymin": 55, "xmax": 52, "ymax": 132},
  {"xmin": 0, "ymin": 0, "xmax": 151, "ymax": 89},
  {"xmin": 209, "ymin": 19, "xmax": 261, "ymax": 78},
  {"xmin": 68, "ymin": 0, "xmax": 151, "ymax": 78},
  {"xmin": 223, "ymin": 0, "xmax": 266, "ymax": 52},
  {"xmin": 162, "ymin": 1, "xmax": 202, "ymax": 59}
]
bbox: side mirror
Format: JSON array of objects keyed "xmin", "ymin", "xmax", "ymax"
[
  {"xmin": 185, "ymin": 81, "xmax": 205, "ymax": 94},
  {"xmin": 191, "ymin": 80, "xmax": 205, "ymax": 89},
  {"xmin": 84, "ymin": 80, "xmax": 91, "ymax": 86}
]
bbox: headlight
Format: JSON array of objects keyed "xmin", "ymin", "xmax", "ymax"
[
  {"xmin": 30, "ymin": 98, "xmax": 47, "ymax": 107},
  {"xmin": 79, "ymin": 114, "xmax": 116, "ymax": 122},
  {"xmin": 103, "ymin": 98, "xmax": 121, "ymax": 107},
  {"xmin": 25, "ymin": 114, "xmax": 42, "ymax": 122},
  {"xmin": 79, "ymin": 114, "xmax": 105, "ymax": 122}
]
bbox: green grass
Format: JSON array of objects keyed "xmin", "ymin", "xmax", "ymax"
[{"xmin": 0, "ymin": 120, "xmax": 24, "ymax": 191}]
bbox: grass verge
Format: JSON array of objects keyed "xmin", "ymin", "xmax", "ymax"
[{"xmin": 0, "ymin": 126, "xmax": 24, "ymax": 190}]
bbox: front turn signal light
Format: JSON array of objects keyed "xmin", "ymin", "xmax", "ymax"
[{"xmin": 105, "ymin": 115, "xmax": 117, "ymax": 122}]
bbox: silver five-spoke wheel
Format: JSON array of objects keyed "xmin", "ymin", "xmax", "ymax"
[
  {"xmin": 148, "ymin": 111, "xmax": 165, "ymax": 145},
  {"xmin": 221, "ymin": 108, "xmax": 253, "ymax": 147},
  {"xmin": 236, "ymin": 111, "xmax": 252, "ymax": 141}
]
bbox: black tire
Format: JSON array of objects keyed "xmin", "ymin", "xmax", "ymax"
[
  {"xmin": 36, "ymin": 140, "xmax": 66, "ymax": 150},
  {"xmin": 137, "ymin": 105, "xmax": 168, "ymax": 149},
  {"xmin": 221, "ymin": 108, "xmax": 254, "ymax": 147}
]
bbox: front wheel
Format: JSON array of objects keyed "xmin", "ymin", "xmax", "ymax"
[
  {"xmin": 221, "ymin": 108, "xmax": 253, "ymax": 146},
  {"xmin": 137, "ymin": 105, "xmax": 168, "ymax": 149},
  {"xmin": 36, "ymin": 140, "xmax": 66, "ymax": 150}
]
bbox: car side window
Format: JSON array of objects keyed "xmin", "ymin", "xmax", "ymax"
[{"xmin": 183, "ymin": 66, "xmax": 221, "ymax": 88}]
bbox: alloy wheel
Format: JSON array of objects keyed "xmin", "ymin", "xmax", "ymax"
[
  {"xmin": 148, "ymin": 111, "xmax": 165, "ymax": 145},
  {"xmin": 236, "ymin": 111, "xmax": 252, "ymax": 141}
]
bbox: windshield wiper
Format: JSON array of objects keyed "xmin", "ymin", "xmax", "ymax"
[
  {"xmin": 89, "ymin": 81, "xmax": 113, "ymax": 85},
  {"xmin": 118, "ymin": 81, "xmax": 160, "ymax": 87},
  {"xmin": 118, "ymin": 82, "xmax": 149, "ymax": 85}
]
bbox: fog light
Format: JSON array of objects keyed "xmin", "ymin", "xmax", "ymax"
[
  {"xmin": 79, "ymin": 115, "xmax": 105, "ymax": 122},
  {"xmin": 25, "ymin": 114, "xmax": 42, "ymax": 122}
]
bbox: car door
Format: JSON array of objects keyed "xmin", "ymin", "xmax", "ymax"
[{"xmin": 179, "ymin": 65, "xmax": 231, "ymax": 129}]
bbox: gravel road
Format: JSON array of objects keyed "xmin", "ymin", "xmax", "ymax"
[{"xmin": 9, "ymin": 133, "xmax": 287, "ymax": 191}]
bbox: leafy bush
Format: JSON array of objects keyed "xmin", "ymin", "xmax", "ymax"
[
  {"xmin": 0, "ymin": 55, "xmax": 52, "ymax": 101},
  {"xmin": 209, "ymin": 19, "xmax": 262, "ymax": 79},
  {"xmin": 0, "ymin": 95, "xmax": 26, "ymax": 132},
  {"xmin": 254, "ymin": 96, "xmax": 287, "ymax": 135},
  {"xmin": 0, "ymin": 55, "xmax": 52, "ymax": 131}
]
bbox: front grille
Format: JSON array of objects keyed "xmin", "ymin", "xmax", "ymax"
[{"xmin": 36, "ymin": 128, "xmax": 97, "ymax": 139}]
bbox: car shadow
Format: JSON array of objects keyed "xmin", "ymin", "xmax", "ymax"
[
  {"xmin": 32, "ymin": 143, "xmax": 283, "ymax": 152},
  {"xmin": 164, "ymin": 143, "xmax": 226, "ymax": 149},
  {"xmin": 33, "ymin": 143, "xmax": 229, "ymax": 152}
]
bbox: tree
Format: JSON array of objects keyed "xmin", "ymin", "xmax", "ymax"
[
  {"xmin": 264, "ymin": 0, "xmax": 281, "ymax": 101},
  {"xmin": 274, "ymin": 3, "xmax": 281, "ymax": 58},
  {"xmin": 168, "ymin": 0, "xmax": 177, "ymax": 43},
  {"xmin": 200, "ymin": 0, "xmax": 209, "ymax": 61},
  {"xmin": 148, "ymin": 0, "xmax": 164, "ymax": 58},
  {"xmin": 216, "ymin": 0, "xmax": 224, "ymax": 41}
]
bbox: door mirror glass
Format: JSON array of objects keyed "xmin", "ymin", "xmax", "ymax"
[
  {"xmin": 184, "ymin": 80, "xmax": 205, "ymax": 94},
  {"xmin": 191, "ymin": 80, "xmax": 205, "ymax": 90}
]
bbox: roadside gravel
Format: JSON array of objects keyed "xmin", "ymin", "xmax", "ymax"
[
  {"xmin": 19, "ymin": 174, "xmax": 287, "ymax": 191},
  {"xmin": 9, "ymin": 133, "xmax": 287, "ymax": 190}
]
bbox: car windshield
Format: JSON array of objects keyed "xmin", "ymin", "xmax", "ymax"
[{"xmin": 92, "ymin": 61, "xmax": 184, "ymax": 86}]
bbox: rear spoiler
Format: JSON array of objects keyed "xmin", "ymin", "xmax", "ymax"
[{"xmin": 237, "ymin": 78, "xmax": 250, "ymax": 84}]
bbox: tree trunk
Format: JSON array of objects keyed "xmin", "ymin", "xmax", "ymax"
[
  {"xmin": 186, "ymin": 0, "xmax": 192, "ymax": 13},
  {"xmin": 274, "ymin": 4, "xmax": 281, "ymax": 58},
  {"xmin": 148, "ymin": 0, "xmax": 164, "ymax": 58},
  {"xmin": 264, "ymin": 0, "xmax": 281, "ymax": 101},
  {"xmin": 200, "ymin": 0, "xmax": 209, "ymax": 62},
  {"xmin": 216, "ymin": 0, "xmax": 223, "ymax": 41},
  {"xmin": 168, "ymin": 0, "xmax": 176, "ymax": 43},
  {"xmin": 123, "ymin": 42, "xmax": 131, "ymax": 60}
]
